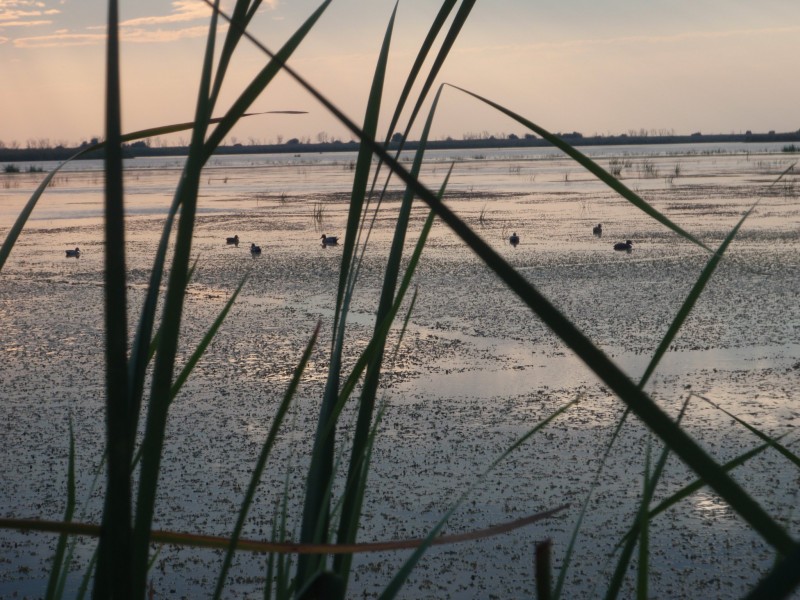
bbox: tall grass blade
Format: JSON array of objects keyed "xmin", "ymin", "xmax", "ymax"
[
  {"xmin": 606, "ymin": 413, "xmax": 685, "ymax": 600},
  {"xmin": 44, "ymin": 418, "xmax": 75, "ymax": 600},
  {"xmin": 213, "ymin": 323, "xmax": 320, "ymax": 599},
  {"xmin": 202, "ymin": 0, "xmax": 332, "ymax": 156},
  {"xmin": 334, "ymin": 89, "xmax": 446, "ymax": 590},
  {"xmin": 131, "ymin": 3, "xmax": 221, "ymax": 595},
  {"xmin": 328, "ymin": 3, "xmax": 400, "ymax": 585},
  {"xmin": 93, "ymin": 1, "xmax": 132, "ymax": 597},
  {"xmin": 390, "ymin": 0, "xmax": 475, "ymax": 151},
  {"xmin": 297, "ymin": 3, "xmax": 395, "ymax": 586}
]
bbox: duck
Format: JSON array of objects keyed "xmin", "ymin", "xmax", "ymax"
[
  {"xmin": 65, "ymin": 247, "xmax": 80, "ymax": 258},
  {"xmin": 509, "ymin": 232, "xmax": 520, "ymax": 246},
  {"xmin": 613, "ymin": 240, "xmax": 633, "ymax": 251},
  {"xmin": 250, "ymin": 243, "xmax": 262, "ymax": 255},
  {"xmin": 592, "ymin": 223, "xmax": 603, "ymax": 237},
  {"xmin": 320, "ymin": 234, "xmax": 339, "ymax": 246},
  {"xmin": 226, "ymin": 235, "xmax": 239, "ymax": 247}
]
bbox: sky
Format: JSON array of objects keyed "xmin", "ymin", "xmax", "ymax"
[{"xmin": 1, "ymin": 0, "xmax": 799, "ymax": 147}]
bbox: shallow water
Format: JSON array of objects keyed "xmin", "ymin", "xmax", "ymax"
[{"xmin": 1, "ymin": 145, "xmax": 799, "ymax": 598}]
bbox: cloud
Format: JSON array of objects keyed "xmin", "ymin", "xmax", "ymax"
[
  {"xmin": 14, "ymin": 31, "xmax": 103, "ymax": 47},
  {"xmin": 117, "ymin": 0, "xmax": 211, "ymax": 28}
]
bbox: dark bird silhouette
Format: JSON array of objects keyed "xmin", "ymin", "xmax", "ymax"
[
  {"xmin": 250, "ymin": 243, "xmax": 262, "ymax": 255},
  {"xmin": 65, "ymin": 247, "xmax": 80, "ymax": 258},
  {"xmin": 320, "ymin": 234, "xmax": 339, "ymax": 246},
  {"xmin": 593, "ymin": 223, "xmax": 602, "ymax": 237},
  {"xmin": 613, "ymin": 240, "xmax": 633, "ymax": 251},
  {"xmin": 226, "ymin": 235, "xmax": 239, "ymax": 247},
  {"xmin": 509, "ymin": 232, "xmax": 520, "ymax": 247}
]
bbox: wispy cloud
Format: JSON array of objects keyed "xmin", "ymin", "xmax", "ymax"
[
  {"xmin": 117, "ymin": 0, "xmax": 211, "ymax": 28},
  {"xmin": 0, "ymin": 0, "xmax": 59, "ymax": 28},
  {"xmin": 9, "ymin": 0, "xmax": 228, "ymax": 48}
]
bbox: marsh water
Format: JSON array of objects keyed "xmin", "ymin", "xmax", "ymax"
[{"xmin": 1, "ymin": 142, "xmax": 799, "ymax": 598}]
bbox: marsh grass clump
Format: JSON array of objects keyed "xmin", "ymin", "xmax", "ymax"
[
  {"xmin": 312, "ymin": 200, "xmax": 326, "ymax": 229},
  {"xmin": 4, "ymin": 164, "xmax": 20, "ymax": 173},
  {"xmin": 609, "ymin": 158, "xmax": 623, "ymax": 178}
]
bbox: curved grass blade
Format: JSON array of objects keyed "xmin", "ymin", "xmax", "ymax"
[
  {"xmin": 639, "ymin": 204, "xmax": 757, "ymax": 388},
  {"xmin": 444, "ymin": 84, "xmax": 712, "ymax": 252},
  {"xmin": 213, "ymin": 323, "xmax": 320, "ymax": 600},
  {"xmin": 328, "ymin": 3, "xmax": 401, "ymax": 583},
  {"xmin": 742, "ymin": 543, "xmax": 800, "ymax": 600},
  {"xmin": 379, "ymin": 399, "xmax": 578, "ymax": 600},
  {"xmin": 0, "ymin": 113, "xmax": 265, "ymax": 274},
  {"xmin": 170, "ymin": 274, "xmax": 248, "ymax": 399},
  {"xmin": 696, "ymin": 395, "xmax": 800, "ymax": 470},
  {"xmin": 0, "ymin": 508, "xmax": 567, "ymax": 556},
  {"xmin": 333, "ymin": 108, "xmax": 444, "ymax": 566},
  {"xmin": 605, "ymin": 398, "xmax": 690, "ymax": 600},
  {"xmin": 44, "ymin": 417, "xmax": 75, "ymax": 600},
  {"xmin": 202, "ymin": 0, "xmax": 332, "ymax": 158},
  {"xmin": 616, "ymin": 433, "xmax": 791, "ymax": 548}
]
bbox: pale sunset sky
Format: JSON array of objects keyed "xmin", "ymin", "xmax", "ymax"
[{"xmin": 1, "ymin": 0, "xmax": 798, "ymax": 147}]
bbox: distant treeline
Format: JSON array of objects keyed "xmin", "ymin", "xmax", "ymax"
[{"xmin": 2, "ymin": 130, "xmax": 799, "ymax": 162}]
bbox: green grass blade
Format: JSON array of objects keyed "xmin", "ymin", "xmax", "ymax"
[
  {"xmin": 445, "ymin": 84, "xmax": 712, "ymax": 252},
  {"xmin": 379, "ymin": 399, "xmax": 578, "ymax": 599},
  {"xmin": 44, "ymin": 417, "xmax": 75, "ymax": 600},
  {"xmin": 616, "ymin": 433, "xmax": 791, "ymax": 548},
  {"xmin": 131, "ymin": 4, "xmax": 220, "ymax": 595},
  {"xmin": 637, "ymin": 440, "xmax": 652, "ymax": 600},
  {"xmin": 639, "ymin": 205, "xmax": 756, "ymax": 388},
  {"xmin": 553, "ymin": 408, "xmax": 629, "ymax": 600},
  {"xmin": 202, "ymin": 0, "xmax": 332, "ymax": 158},
  {"xmin": 213, "ymin": 323, "xmax": 320, "ymax": 600},
  {"xmin": 606, "ymin": 398, "xmax": 690, "ymax": 600},
  {"xmin": 326, "ymin": 3, "xmax": 399, "ymax": 584},
  {"xmin": 93, "ymin": 1, "xmax": 133, "ymax": 596},
  {"xmin": 391, "ymin": 0, "xmax": 475, "ymax": 150},
  {"xmin": 169, "ymin": 274, "xmax": 247, "ymax": 399},
  {"xmin": 742, "ymin": 543, "xmax": 800, "ymax": 600},
  {"xmin": 297, "ymin": 3, "xmax": 394, "ymax": 586},
  {"xmin": 697, "ymin": 395, "xmax": 800, "ymax": 470},
  {"xmin": 380, "ymin": 0, "xmax": 457, "ymax": 146}
]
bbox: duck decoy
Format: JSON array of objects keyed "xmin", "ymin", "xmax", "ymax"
[
  {"xmin": 593, "ymin": 223, "xmax": 603, "ymax": 237},
  {"xmin": 65, "ymin": 247, "xmax": 80, "ymax": 258},
  {"xmin": 320, "ymin": 234, "xmax": 339, "ymax": 246},
  {"xmin": 509, "ymin": 232, "xmax": 520, "ymax": 247},
  {"xmin": 613, "ymin": 240, "xmax": 633, "ymax": 251},
  {"xmin": 250, "ymin": 243, "xmax": 262, "ymax": 255},
  {"xmin": 226, "ymin": 235, "xmax": 239, "ymax": 247}
]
